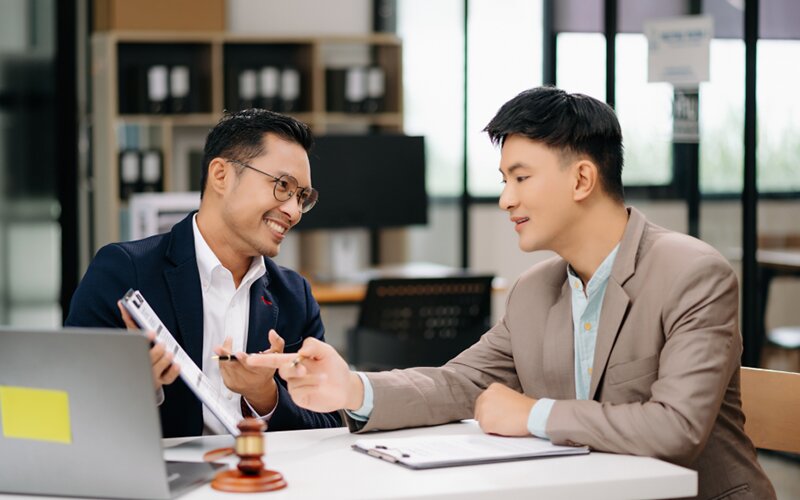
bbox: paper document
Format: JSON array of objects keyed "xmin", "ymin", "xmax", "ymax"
[
  {"xmin": 121, "ymin": 289, "xmax": 241, "ymax": 435},
  {"xmin": 353, "ymin": 433, "xmax": 588, "ymax": 469}
]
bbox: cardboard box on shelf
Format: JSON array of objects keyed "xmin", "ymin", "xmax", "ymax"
[{"xmin": 94, "ymin": 0, "xmax": 225, "ymax": 32}]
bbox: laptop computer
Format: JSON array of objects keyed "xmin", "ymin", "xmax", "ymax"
[{"xmin": 0, "ymin": 327, "xmax": 223, "ymax": 499}]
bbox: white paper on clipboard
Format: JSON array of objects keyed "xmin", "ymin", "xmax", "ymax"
[{"xmin": 121, "ymin": 288, "xmax": 241, "ymax": 435}]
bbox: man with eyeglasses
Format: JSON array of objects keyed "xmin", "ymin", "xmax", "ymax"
[{"xmin": 66, "ymin": 109, "xmax": 340, "ymax": 437}]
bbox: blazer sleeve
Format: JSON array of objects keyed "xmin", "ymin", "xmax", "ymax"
[
  {"xmin": 268, "ymin": 276, "xmax": 342, "ymax": 430},
  {"xmin": 546, "ymin": 254, "xmax": 741, "ymax": 466},
  {"xmin": 65, "ymin": 244, "xmax": 136, "ymax": 328},
  {"xmin": 348, "ymin": 286, "xmax": 523, "ymax": 433}
]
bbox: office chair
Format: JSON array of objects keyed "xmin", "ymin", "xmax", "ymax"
[
  {"xmin": 740, "ymin": 367, "xmax": 800, "ymax": 454},
  {"xmin": 347, "ymin": 276, "xmax": 494, "ymax": 370}
]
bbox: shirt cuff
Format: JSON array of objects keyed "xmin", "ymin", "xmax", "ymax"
[
  {"xmin": 345, "ymin": 372, "xmax": 373, "ymax": 422},
  {"xmin": 243, "ymin": 391, "xmax": 279, "ymax": 422},
  {"xmin": 527, "ymin": 398, "xmax": 555, "ymax": 439}
]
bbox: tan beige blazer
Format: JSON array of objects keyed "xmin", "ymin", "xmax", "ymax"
[{"xmin": 350, "ymin": 207, "xmax": 774, "ymax": 500}]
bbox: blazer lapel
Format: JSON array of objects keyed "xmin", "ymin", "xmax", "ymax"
[
  {"xmin": 589, "ymin": 280, "xmax": 630, "ymax": 399},
  {"xmin": 246, "ymin": 263, "xmax": 278, "ymax": 354},
  {"xmin": 164, "ymin": 213, "xmax": 204, "ymax": 369},
  {"xmin": 588, "ymin": 206, "xmax": 646, "ymax": 400},
  {"xmin": 543, "ymin": 280, "xmax": 576, "ymax": 400}
]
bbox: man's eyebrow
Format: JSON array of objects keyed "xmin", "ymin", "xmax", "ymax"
[{"xmin": 499, "ymin": 163, "xmax": 529, "ymax": 176}]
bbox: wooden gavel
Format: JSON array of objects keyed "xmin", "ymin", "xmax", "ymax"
[{"xmin": 203, "ymin": 418, "xmax": 287, "ymax": 493}]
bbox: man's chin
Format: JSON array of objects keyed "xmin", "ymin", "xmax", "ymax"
[
  {"xmin": 518, "ymin": 239, "xmax": 542, "ymax": 253},
  {"xmin": 517, "ymin": 237, "xmax": 533, "ymax": 252},
  {"xmin": 263, "ymin": 244, "xmax": 279, "ymax": 258},
  {"xmin": 253, "ymin": 239, "xmax": 280, "ymax": 258}
]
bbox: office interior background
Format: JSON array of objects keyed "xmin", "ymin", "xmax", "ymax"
[{"xmin": 0, "ymin": 0, "xmax": 798, "ymax": 494}]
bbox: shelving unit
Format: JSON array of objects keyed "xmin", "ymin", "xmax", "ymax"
[{"xmin": 90, "ymin": 31, "xmax": 403, "ymax": 250}]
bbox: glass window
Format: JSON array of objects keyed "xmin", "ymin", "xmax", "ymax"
[
  {"xmin": 397, "ymin": 0, "xmax": 465, "ymax": 197},
  {"xmin": 615, "ymin": 33, "xmax": 673, "ymax": 186},
  {"xmin": 757, "ymin": 39, "xmax": 800, "ymax": 193},
  {"xmin": 466, "ymin": 0, "xmax": 543, "ymax": 197},
  {"xmin": 699, "ymin": 39, "xmax": 745, "ymax": 193},
  {"xmin": 0, "ymin": 0, "xmax": 61, "ymax": 327},
  {"xmin": 555, "ymin": 32, "xmax": 606, "ymax": 100}
]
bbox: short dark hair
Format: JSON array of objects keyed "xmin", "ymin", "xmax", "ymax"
[
  {"xmin": 200, "ymin": 108, "xmax": 314, "ymax": 198},
  {"xmin": 484, "ymin": 86, "xmax": 625, "ymax": 202}
]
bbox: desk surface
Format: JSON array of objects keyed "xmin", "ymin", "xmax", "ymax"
[
  {"xmin": 757, "ymin": 248, "xmax": 800, "ymax": 272},
  {"xmin": 159, "ymin": 421, "xmax": 695, "ymax": 500},
  {"xmin": 311, "ymin": 280, "xmax": 368, "ymax": 304},
  {"xmin": 309, "ymin": 262, "xmax": 507, "ymax": 305},
  {"xmin": 0, "ymin": 421, "xmax": 696, "ymax": 500},
  {"xmin": 726, "ymin": 247, "xmax": 800, "ymax": 271}
]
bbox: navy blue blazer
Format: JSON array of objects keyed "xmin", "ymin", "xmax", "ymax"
[{"xmin": 65, "ymin": 212, "xmax": 341, "ymax": 437}]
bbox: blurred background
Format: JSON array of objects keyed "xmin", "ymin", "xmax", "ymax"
[{"xmin": 0, "ymin": 1, "xmax": 798, "ymax": 495}]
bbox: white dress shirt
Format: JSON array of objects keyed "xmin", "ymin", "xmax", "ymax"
[{"xmin": 192, "ymin": 215, "xmax": 267, "ymax": 434}]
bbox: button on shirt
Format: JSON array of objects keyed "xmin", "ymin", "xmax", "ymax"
[
  {"xmin": 528, "ymin": 244, "xmax": 620, "ymax": 438},
  {"xmin": 193, "ymin": 215, "xmax": 267, "ymax": 435}
]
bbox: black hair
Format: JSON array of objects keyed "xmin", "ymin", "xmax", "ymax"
[
  {"xmin": 200, "ymin": 108, "xmax": 314, "ymax": 198},
  {"xmin": 484, "ymin": 86, "xmax": 625, "ymax": 202}
]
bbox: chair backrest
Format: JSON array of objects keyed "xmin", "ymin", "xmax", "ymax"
[
  {"xmin": 347, "ymin": 275, "xmax": 494, "ymax": 370},
  {"xmin": 740, "ymin": 367, "xmax": 800, "ymax": 453}
]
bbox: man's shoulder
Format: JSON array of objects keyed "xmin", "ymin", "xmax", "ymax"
[
  {"xmin": 510, "ymin": 253, "xmax": 568, "ymax": 296},
  {"xmin": 94, "ymin": 232, "xmax": 170, "ymax": 264},
  {"xmin": 640, "ymin": 222, "xmax": 732, "ymax": 272}
]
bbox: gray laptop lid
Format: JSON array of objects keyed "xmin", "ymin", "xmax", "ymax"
[{"xmin": 0, "ymin": 328, "xmax": 217, "ymax": 500}]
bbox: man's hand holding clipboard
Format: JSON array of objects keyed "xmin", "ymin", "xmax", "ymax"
[
  {"xmin": 117, "ymin": 300, "xmax": 181, "ymax": 392},
  {"xmin": 119, "ymin": 289, "xmax": 241, "ymax": 435}
]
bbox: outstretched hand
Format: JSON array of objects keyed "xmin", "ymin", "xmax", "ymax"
[{"xmin": 246, "ymin": 338, "xmax": 365, "ymax": 413}]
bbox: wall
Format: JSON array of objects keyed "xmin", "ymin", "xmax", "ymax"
[{"xmin": 227, "ymin": 0, "xmax": 371, "ymax": 35}]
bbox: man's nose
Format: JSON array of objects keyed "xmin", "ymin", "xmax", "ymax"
[{"xmin": 498, "ymin": 183, "xmax": 516, "ymax": 211}]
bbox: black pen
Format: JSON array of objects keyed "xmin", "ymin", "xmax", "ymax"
[{"xmin": 211, "ymin": 355, "xmax": 238, "ymax": 361}]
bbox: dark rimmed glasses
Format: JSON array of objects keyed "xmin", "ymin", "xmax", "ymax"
[{"xmin": 227, "ymin": 159, "xmax": 318, "ymax": 213}]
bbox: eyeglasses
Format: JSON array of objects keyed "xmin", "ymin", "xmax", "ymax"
[{"xmin": 227, "ymin": 159, "xmax": 318, "ymax": 213}]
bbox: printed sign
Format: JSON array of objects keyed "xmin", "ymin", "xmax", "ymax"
[{"xmin": 646, "ymin": 15, "xmax": 713, "ymax": 86}]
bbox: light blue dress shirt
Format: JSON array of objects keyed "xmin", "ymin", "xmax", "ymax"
[
  {"xmin": 349, "ymin": 245, "xmax": 620, "ymax": 433},
  {"xmin": 347, "ymin": 372, "xmax": 374, "ymax": 421},
  {"xmin": 528, "ymin": 244, "xmax": 619, "ymax": 438}
]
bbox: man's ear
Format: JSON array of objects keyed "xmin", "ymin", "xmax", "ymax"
[
  {"xmin": 573, "ymin": 159, "xmax": 599, "ymax": 202},
  {"xmin": 206, "ymin": 158, "xmax": 231, "ymax": 197}
]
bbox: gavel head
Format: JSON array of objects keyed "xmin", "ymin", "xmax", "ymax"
[{"xmin": 235, "ymin": 418, "xmax": 267, "ymax": 475}]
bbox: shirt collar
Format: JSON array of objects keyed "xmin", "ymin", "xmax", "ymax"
[
  {"xmin": 192, "ymin": 214, "xmax": 266, "ymax": 292},
  {"xmin": 567, "ymin": 244, "xmax": 621, "ymax": 297}
]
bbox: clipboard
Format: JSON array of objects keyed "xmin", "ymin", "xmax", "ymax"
[
  {"xmin": 120, "ymin": 288, "xmax": 241, "ymax": 435},
  {"xmin": 352, "ymin": 433, "xmax": 589, "ymax": 470}
]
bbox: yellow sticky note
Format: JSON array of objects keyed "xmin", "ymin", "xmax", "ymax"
[{"xmin": 0, "ymin": 386, "xmax": 72, "ymax": 444}]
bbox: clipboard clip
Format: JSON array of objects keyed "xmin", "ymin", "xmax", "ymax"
[{"xmin": 366, "ymin": 445, "xmax": 410, "ymax": 463}]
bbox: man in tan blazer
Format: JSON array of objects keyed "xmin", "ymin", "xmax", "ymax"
[{"xmin": 248, "ymin": 87, "xmax": 775, "ymax": 499}]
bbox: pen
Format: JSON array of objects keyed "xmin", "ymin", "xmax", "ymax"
[{"xmin": 211, "ymin": 355, "xmax": 238, "ymax": 361}]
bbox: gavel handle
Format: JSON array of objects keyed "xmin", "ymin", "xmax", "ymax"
[{"xmin": 203, "ymin": 447, "xmax": 235, "ymax": 462}]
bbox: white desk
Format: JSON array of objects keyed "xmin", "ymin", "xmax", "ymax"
[
  {"xmin": 162, "ymin": 420, "xmax": 696, "ymax": 500},
  {"xmin": 0, "ymin": 421, "xmax": 696, "ymax": 500}
]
